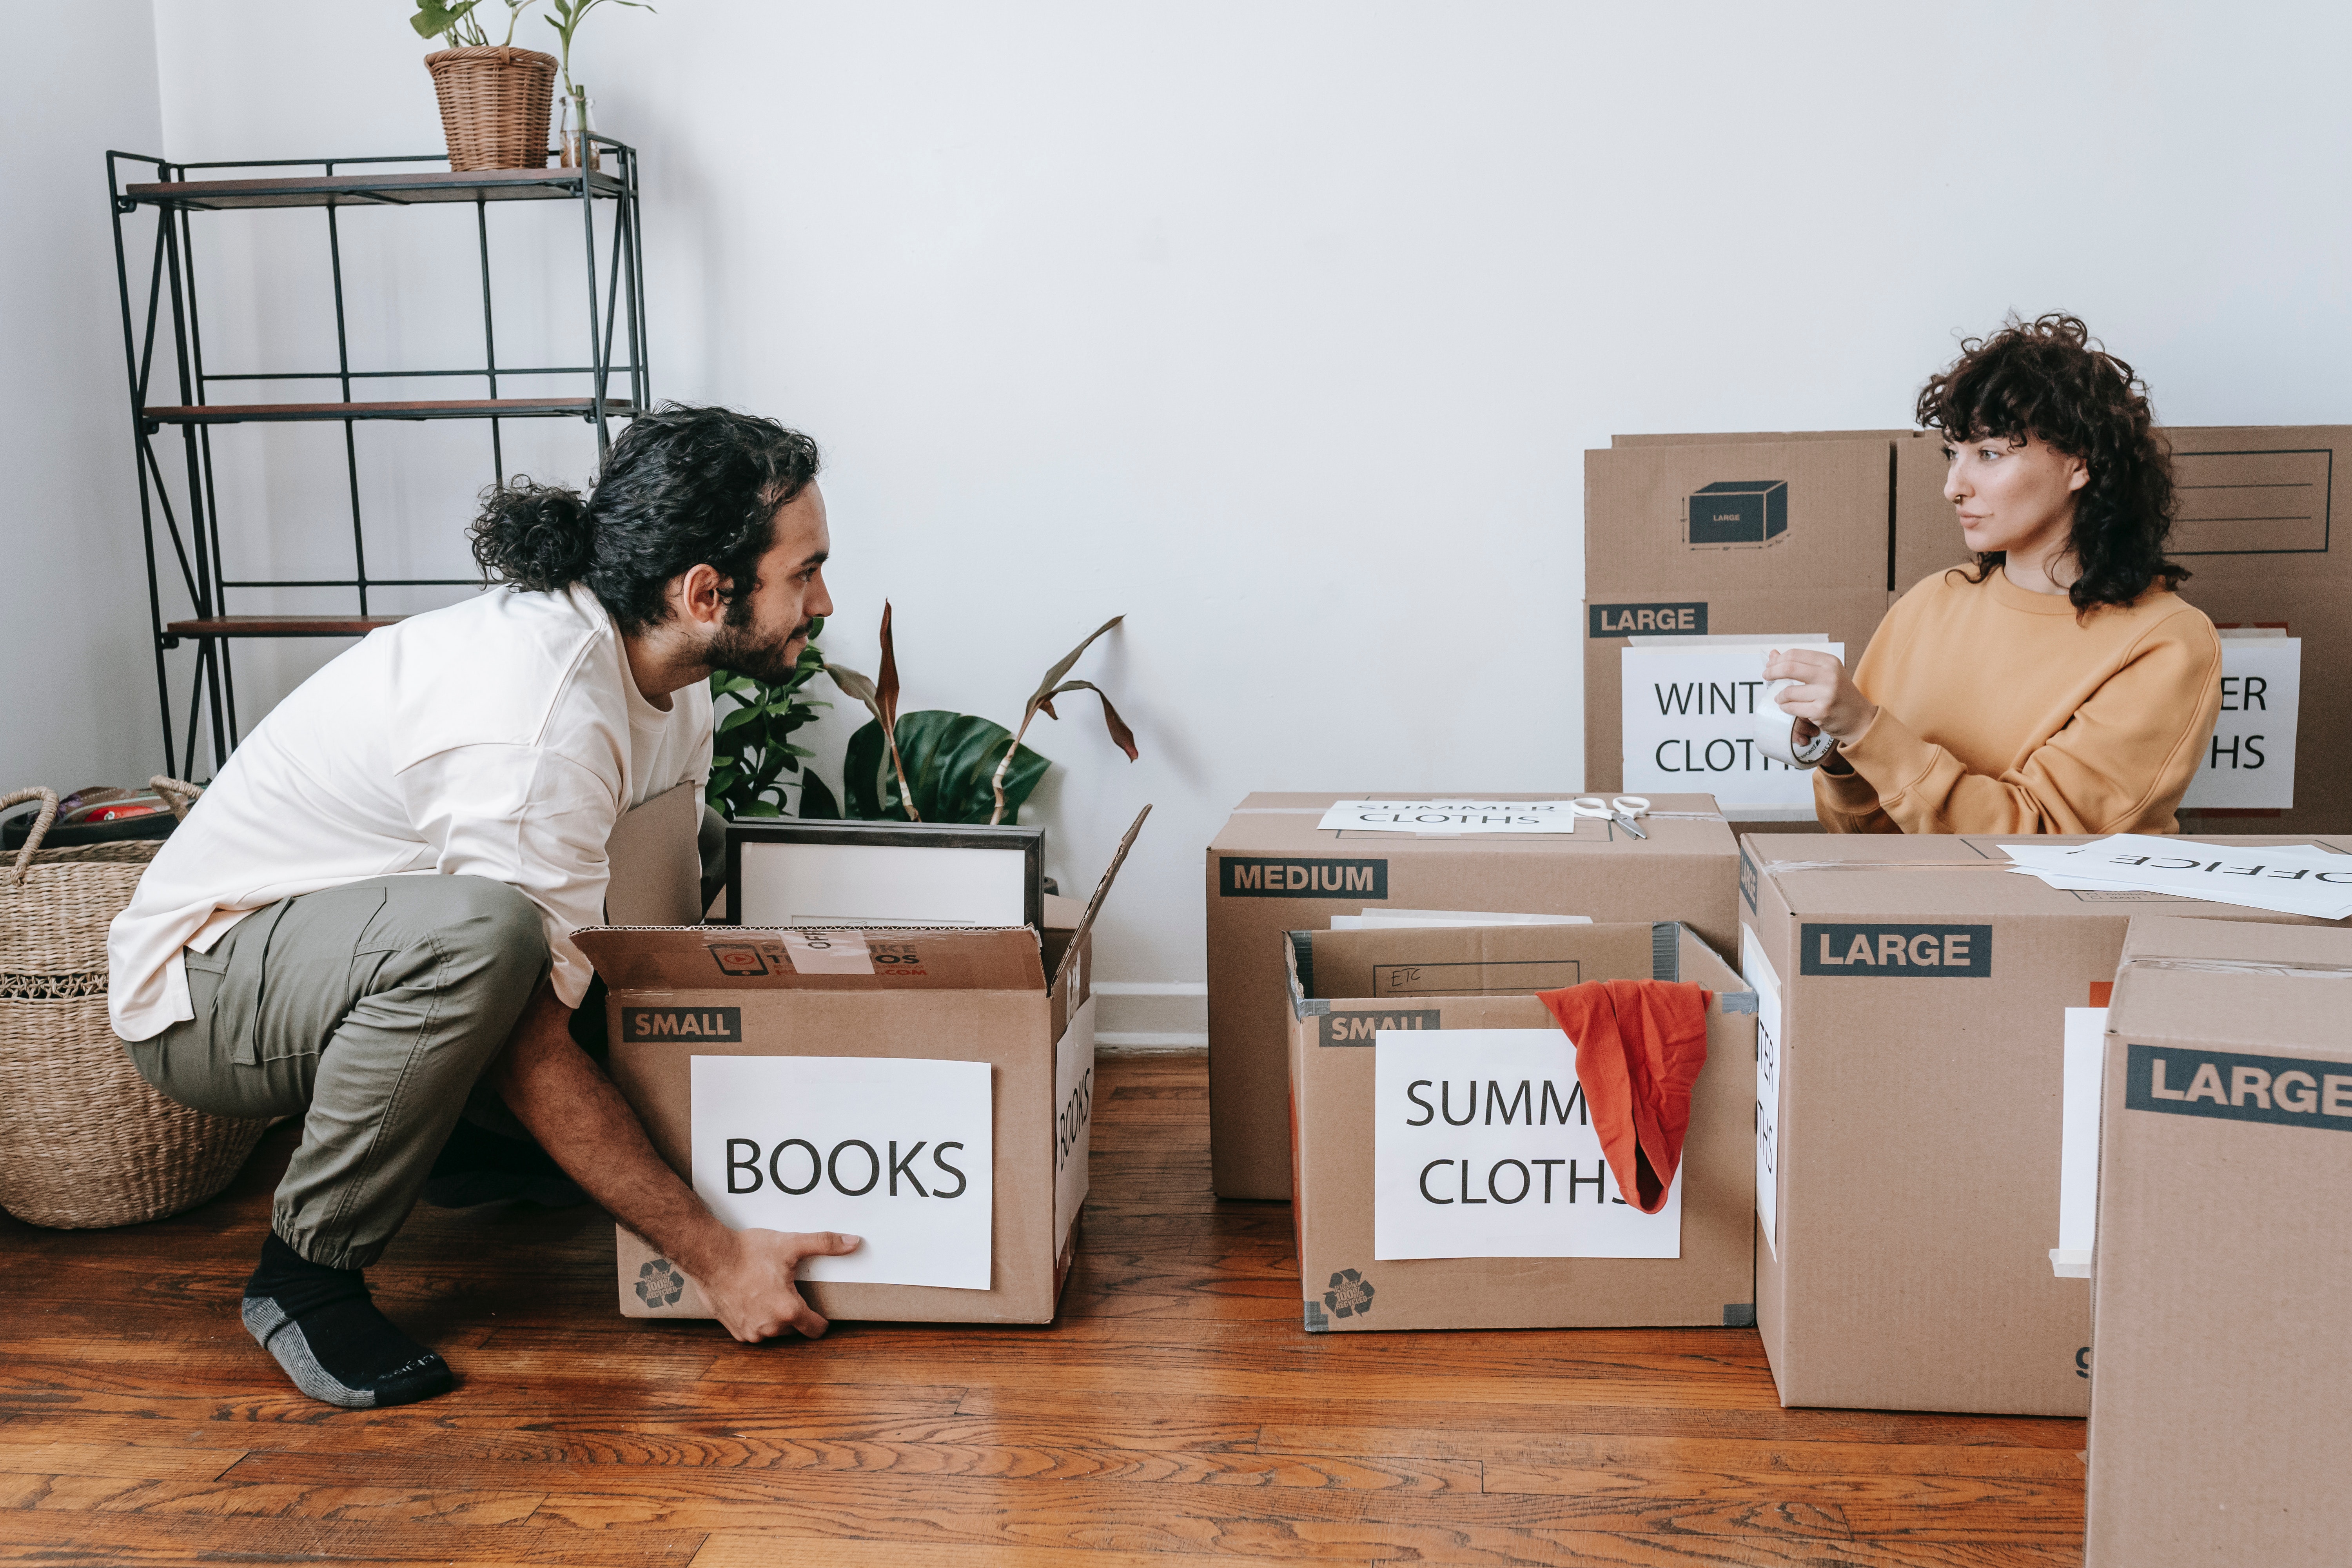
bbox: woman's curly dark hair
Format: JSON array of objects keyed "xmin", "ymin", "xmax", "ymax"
[
  {"xmin": 468, "ymin": 403, "xmax": 820, "ymax": 633},
  {"xmin": 1915, "ymin": 314, "xmax": 2185, "ymax": 613}
]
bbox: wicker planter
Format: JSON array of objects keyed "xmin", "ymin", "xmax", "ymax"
[
  {"xmin": 425, "ymin": 45, "xmax": 559, "ymax": 172},
  {"xmin": 0, "ymin": 785, "xmax": 269, "ymax": 1229}
]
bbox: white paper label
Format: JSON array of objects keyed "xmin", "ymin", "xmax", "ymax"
[
  {"xmin": 690, "ymin": 1055, "xmax": 993, "ymax": 1290},
  {"xmin": 781, "ymin": 929, "xmax": 875, "ymax": 974},
  {"xmin": 2055, "ymin": 1007, "xmax": 2106, "ymax": 1276},
  {"xmin": 1052, "ymin": 996, "xmax": 1096, "ymax": 1250},
  {"xmin": 2180, "ymin": 638, "xmax": 2299, "ymax": 809},
  {"xmin": 1372, "ymin": 1029, "xmax": 1682, "ymax": 1261},
  {"xmin": 1741, "ymin": 924, "xmax": 1784, "ymax": 1261},
  {"xmin": 1621, "ymin": 641, "xmax": 1842, "ymax": 813},
  {"xmin": 1316, "ymin": 800, "xmax": 1580, "ymax": 835},
  {"xmin": 2001, "ymin": 837, "xmax": 2352, "ymax": 920}
]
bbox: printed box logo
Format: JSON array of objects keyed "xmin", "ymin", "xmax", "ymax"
[
  {"xmin": 2123, "ymin": 1042, "xmax": 2352, "ymax": 1131},
  {"xmin": 622, "ymin": 1006, "xmax": 744, "ymax": 1042},
  {"xmin": 1687, "ymin": 480, "xmax": 1788, "ymax": 547},
  {"xmin": 1220, "ymin": 857, "xmax": 1388, "ymax": 900},
  {"xmin": 1589, "ymin": 601, "xmax": 1708, "ymax": 637},
  {"xmin": 1798, "ymin": 924, "xmax": 1991, "ymax": 977},
  {"xmin": 1320, "ymin": 1008, "xmax": 1443, "ymax": 1048}
]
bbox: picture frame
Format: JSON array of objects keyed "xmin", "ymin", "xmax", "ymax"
[{"xmin": 724, "ymin": 819, "xmax": 1045, "ymax": 930}]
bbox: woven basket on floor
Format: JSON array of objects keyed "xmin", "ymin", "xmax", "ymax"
[
  {"xmin": 0, "ymin": 782, "xmax": 269, "ymax": 1229},
  {"xmin": 424, "ymin": 45, "xmax": 558, "ymax": 172}
]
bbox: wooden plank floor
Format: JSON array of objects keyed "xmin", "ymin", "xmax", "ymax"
[{"xmin": 0, "ymin": 1052, "xmax": 2085, "ymax": 1565}]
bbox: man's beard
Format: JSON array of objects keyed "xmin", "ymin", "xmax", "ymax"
[{"xmin": 707, "ymin": 617, "xmax": 811, "ymax": 685}]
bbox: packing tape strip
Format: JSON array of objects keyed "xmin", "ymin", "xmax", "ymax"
[
  {"xmin": 1757, "ymin": 679, "xmax": 1838, "ymax": 769},
  {"xmin": 2121, "ymin": 956, "xmax": 2352, "ymax": 980}
]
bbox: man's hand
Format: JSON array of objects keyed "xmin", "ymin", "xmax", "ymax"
[
  {"xmin": 490, "ymin": 978, "xmax": 864, "ymax": 1346},
  {"xmin": 699, "ymin": 1227, "xmax": 864, "ymax": 1343},
  {"xmin": 1765, "ymin": 648, "xmax": 1878, "ymax": 746}
]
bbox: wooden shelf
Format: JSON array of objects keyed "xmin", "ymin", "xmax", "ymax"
[
  {"xmin": 165, "ymin": 615, "xmax": 405, "ymax": 639},
  {"xmin": 142, "ymin": 397, "xmax": 635, "ymax": 426},
  {"xmin": 124, "ymin": 167, "xmax": 626, "ymax": 211}
]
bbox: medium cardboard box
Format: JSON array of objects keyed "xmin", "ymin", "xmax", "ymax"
[
  {"xmin": 2086, "ymin": 915, "xmax": 2352, "ymax": 1567},
  {"xmin": 1890, "ymin": 424, "xmax": 2352, "ymax": 836},
  {"xmin": 1584, "ymin": 436, "xmax": 1921, "ymax": 818},
  {"xmin": 1206, "ymin": 792, "xmax": 1740, "ymax": 1200},
  {"xmin": 1741, "ymin": 833, "xmax": 2352, "ymax": 1415},
  {"xmin": 577, "ymin": 816, "xmax": 1140, "ymax": 1325},
  {"xmin": 1284, "ymin": 921, "xmax": 1757, "ymax": 1332}
]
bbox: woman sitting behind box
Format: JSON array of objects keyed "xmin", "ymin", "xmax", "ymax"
[{"xmin": 1767, "ymin": 314, "xmax": 2221, "ymax": 834}]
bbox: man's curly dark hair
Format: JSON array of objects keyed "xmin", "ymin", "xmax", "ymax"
[
  {"xmin": 467, "ymin": 403, "xmax": 820, "ymax": 633},
  {"xmin": 1915, "ymin": 314, "xmax": 2186, "ymax": 613}
]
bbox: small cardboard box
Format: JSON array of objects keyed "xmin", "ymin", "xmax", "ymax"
[
  {"xmin": 1742, "ymin": 833, "xmax": 2352, "ymax": 1415},
  {"xmin": 578, "ymin": 814, "xmax": 1140, "ymax": 1325},
  {"xmin": 2087, "ymin": 915, "xmax": 2352, "ymax": 1567},
  {"xmin": 1584, "ymin": 436, "xmax": 1918, "ymax": 818},
  {"xmin": 1284, "ymin": 921, "xmax": 1757, "ymax": 1332},
  {"xmin": 1206, "ymin": 792, "xmax": 1740, "ymax": 1200}
]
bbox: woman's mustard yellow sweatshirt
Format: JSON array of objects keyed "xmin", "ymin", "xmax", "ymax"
[{"xmin": 1815, "ymin": 567, "xmax": 2223, "ymax": 835}]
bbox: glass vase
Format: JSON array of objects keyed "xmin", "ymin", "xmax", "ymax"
[{"xmin": 558, "ymin": 90, "xmax": 598, "ymax": 172}]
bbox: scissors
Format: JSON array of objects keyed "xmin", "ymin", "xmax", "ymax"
[{"xmin": 1570, "ymin": 795, "xmax": 1650, "ymax": 839}]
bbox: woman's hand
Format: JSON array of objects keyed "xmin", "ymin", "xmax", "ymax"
[{"xmin": 1765, "ymin": 648, "xmax": 1878, "ymax": 746}]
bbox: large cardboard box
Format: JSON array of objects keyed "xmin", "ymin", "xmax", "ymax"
[
  {"xmin": 1285, "ymin": 920, "xmax": 1757, "ymax": 1332},
  {"xmin": 1206, "ymin": 792, "xmax": 1740, "ymax": 1200},
  {"xmin": 2086, "ymin": 915, "xmax": 2352, "ymax": 1566},
  {"xmin": 577, "ymin": 818, "xmax": 1138, "ymax": 1325},
  {"xmin": 1891, "ymin": 425, "xmax": 2352, "ymax": 836},
  {"xmin": 1584, "ymin": 436, "xmax": 1924, "ymax": 818},
  {"xmin": 1741, "ymin": 832, "xmax": 2352, "ymax": 1414}
]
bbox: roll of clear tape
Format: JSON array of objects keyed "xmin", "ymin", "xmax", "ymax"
[{"xmin": 1757, "ymin": 678, "xmax": 1839, "ymax": 769}]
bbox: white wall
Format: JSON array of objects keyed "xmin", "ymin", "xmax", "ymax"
[
  {"xmin": 2, "ymin": 4, "xmax": 166, "ymax": 795},
  {"xmin": 25, "ymin": 2, "xmax": 2352, "ymax": 1030}
]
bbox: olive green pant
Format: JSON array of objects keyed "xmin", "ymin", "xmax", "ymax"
[
  {"xmin": 124, "ymin": 875, "xmax": 550, "ymax": 1271},
  {"xmin": 123, "ymin": 811, "xmax": 726, "ymax": 1272}
]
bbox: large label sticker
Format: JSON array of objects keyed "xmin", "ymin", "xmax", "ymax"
[
  {"xmin": 690, "ymin": 1055, "xmax": 993, "ymax": 1290},
  {"xmin": 1372, "ymin": 1029, "xmax": 1682, "ymax": 1261}
]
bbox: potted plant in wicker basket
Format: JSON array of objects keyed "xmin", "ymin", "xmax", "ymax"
[{"xmin": 410, "ymin": 1, "xmax": 560, "ymax": 171}]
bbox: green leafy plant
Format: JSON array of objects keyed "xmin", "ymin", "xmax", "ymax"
[
  {"xmin": 704, "ymin": 619, "xmax": 842, "ymax": 822},
  {"xmin": 409, "ymin": 0, "xmax": 535, "ymax": 47},
  {"xmin": 823, "ymin": 604, "xmax": 1137, "ymax": 826},
  {"xmin": 544, "ymin": 0, "xmax": 654, "ymax": 98}
]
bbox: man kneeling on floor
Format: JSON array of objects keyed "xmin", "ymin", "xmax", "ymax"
[{"xmin": 106, "ymin": 405, "xmax": 860, "ymax": 1409}]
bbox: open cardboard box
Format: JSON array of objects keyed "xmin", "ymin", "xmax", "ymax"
[
  {"xmin": 578, "ymin": 808, "xmax": 1145, "ymax": 1325},
  {"xmin": 1284, "ymin": 920, "xmax": 1757, "ymax": 1332},
  {"xmin": 1207, "ymin": 791, "xmax": 1741, "ymax": 1200}
]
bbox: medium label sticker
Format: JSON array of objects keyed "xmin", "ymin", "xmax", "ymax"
[
  {"xmin": 2124, "ymin": 1042, "xmax": 2352, "ymax": 1131},
  {"xmin": 782, "ymin": 930, "xmax": 874, "ymax": 974},
  {"xmin": 1798, "ymin": 923, "xmax": 1992, "ymax": 977},
  {"xmin": 1219, "ymin": 857, "xmax": 1388, "ymax": 900}
]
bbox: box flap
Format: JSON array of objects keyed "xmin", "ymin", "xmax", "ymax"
[
  {"xmin": 576, "ymin": 924, "xmax": 1046, "ymax": 993},
  {"xmin": 1050, "ymin": 805, "xmax": 1149, "ymax": 998},
  {"xmin": 2119, "ymin": 913, "xmax": 2352, "ymax": 973}
]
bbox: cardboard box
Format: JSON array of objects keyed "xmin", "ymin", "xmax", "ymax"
[
  {"xmin": 1206, "ymin": 792, "xmax": 1740, "ymax": 1200},
  {"xmin": 1284, "ymin": 920, "xmax": 1757, "ymax": 1331},
  {"xmin": 577, "ymin": 812, "xmax": 1142, "ymax": 1325},
  {"xmin": 1890, "ymin": 424, "xmax": 2352, "ymax": 836},
  {"xmin": 2086, "ymin": 915, "xmax": 2352, "ymax": 1566},
  {"xmin": 1741, "ymin": 833, "xmax": 2352, "ymax": 1415},
  {"xmin": 1583, "ymin": 437, "xmax": 1913, "ymax": 818}
]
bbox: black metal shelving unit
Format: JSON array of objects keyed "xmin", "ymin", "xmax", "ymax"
[{"xmin": 105, "ymin": 143, "xmax": 649, "ymax": 778}]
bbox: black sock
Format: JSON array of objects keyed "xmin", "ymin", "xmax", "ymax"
[{"xmin": 241, "ymin": 1232, "xmax": 452, "ymax": 1410}]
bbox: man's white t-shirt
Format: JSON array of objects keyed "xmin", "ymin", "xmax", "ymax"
[{"xmin": 107, "ymin": 584, "xmax": 713, "ymax": 1041}]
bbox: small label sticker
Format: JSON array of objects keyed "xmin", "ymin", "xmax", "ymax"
[{"xmin": 782, "ymin": 930, "xmax": 874, "ymax": 974}]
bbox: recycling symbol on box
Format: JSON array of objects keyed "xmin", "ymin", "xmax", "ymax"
[
  {"xmin": 1324, "ymin": 1268, "xmax": 1375, "ymax": 1320},
  {"xmin": 636, "ymin": 1258, "xmax": 687, "ymax": 1308}
]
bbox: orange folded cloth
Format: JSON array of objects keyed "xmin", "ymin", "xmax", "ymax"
[{"xmin": 1536, "ymin": 979, "xmax": 1711, "ymax": 1214}]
